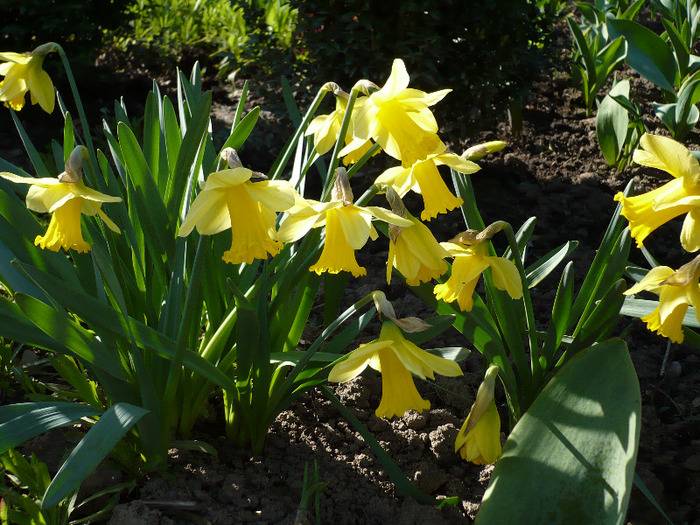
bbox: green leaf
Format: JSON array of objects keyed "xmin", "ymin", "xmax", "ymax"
[
  {"xmin": 542, "ymin": 261, "xmax": 574, "ymax": 366},
  {"xmin": 597, "ymin": 80, "xmax": 631, "ymax": 166},
  {"xmin": 219, "ymin": 106, "xmax": 260, "ymax": 153},
  {"xmin": 607, "ymin": 18, "xmax": 679, "ymax": 93},
  {"xmin": 42, "ymin": 403, "xmax": 148, "ymax": 508},
  {"xmin": 477, "ymin": 339, "xmax": 640, "ymax": 525},
  {"xmin": 525, "ymin": 240, "xmax": 578, "ymax": 288},
  {"xmin": 0, "ymin": 402, "xmax": 101, "ymax": 453}
]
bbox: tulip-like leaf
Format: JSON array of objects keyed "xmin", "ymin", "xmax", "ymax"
[
  {"xmin": 42, "ymin": 403, "xmax": 149, "ymax": 508},
  {"xmin": 477, "ymin": 339, "xmax": 640, "ymax": 525},
  {"xmin": 597, "ymin": 79, "xmax": 631, "ymax": 166},
  {"xmin": 607, "ymin": 18, "xmax": 678, "ymax": 93},
  {"xmin": 0, "ymin": 402, "xmax": 101, "ymax": 454}
]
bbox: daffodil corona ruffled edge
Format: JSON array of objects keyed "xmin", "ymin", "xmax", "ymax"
[
  {"xmin": 0, "ymin": 147, "xmax": 122, "ymax": 253},
  {"xmin": 328, "ymin": 320, "xmax": 463, "ymax": 419},
  {"xmin": 178, "ymin": 148, "xmax": 298, "ymax": 265}
]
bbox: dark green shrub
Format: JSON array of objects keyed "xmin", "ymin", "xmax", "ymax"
[
  {"xmin": 0, "ymin": 0, "xmax": 128, "ymax": 58},
  {"xmin": 291, "ymin": 0, "xmax": 557, "ymax": 132}
]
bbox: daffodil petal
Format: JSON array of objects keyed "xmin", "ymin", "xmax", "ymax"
[
  {"xmin": 487, "ymin": 256, "xmax": 523, "ymax": 299},
  {"xmin": 245, "ymin": 179, "xmax": 296, "ymax": 211},
  {"xmin": 179, "ymin": 188, "xmax": 229, "ymax": 236},
  {"xmin": 624, "ymin": 266, "xmax": 675, "ymax": 295},
  {"xmin": 633, "ymin": 133, "xmax": 700, "ymax": 183},
  {"xmin": 327, "ymin": 341, "xmax": 392, "ymax": 382},
  {"xmin": 335, "ymin": 206, "xmax": 372, "ymax": 250},
  {"xmin": 26, "ymin": 66, "xmax": 54, "ymax": 113},
  {"xmin": 681, "ymin": 208, "xmax": 700, "ymax": 252},
  {"xmin": 364, "ymin": 205, "xmax": 413, "ymax": 227}
]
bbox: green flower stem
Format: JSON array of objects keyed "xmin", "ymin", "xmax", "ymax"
[
  {"xmin": 355, "ymin": 184, "xmax": 380, "ymax": 206},
  {"xmin": 346, "ymin": 143, "xmax": 382, "ymax": 180},
  {"xmin": 269, "ymin": 86, "xmax": 330, "ymax": 181},
  {"xmin": 322, "ymin": 87, "xmax": 362, "ymax": 201},
  {"xmin": 56, "ymin": 45, "xmax": 99, "ymax": 182},
  {"xmin": 503, "ymin": 223, "xmax": 540, "ymax": 389}
]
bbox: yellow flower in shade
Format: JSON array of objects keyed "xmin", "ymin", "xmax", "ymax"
[
  {"xmin": 178, "ymin": 148, "xmax": 297, "ymax": 265},
  {"xmin": 455, "ymin": 364, "xmax": 502, "ymax": 465},
  {"xmin": 0, "ymin": 146, "xmax": 122, "ymax": 253},
  {"xmin": 375, "ymin": 151, "xmax": 481, "ymax": 221},
  {"xmin": 614, "ymin": 133, "xmax": 700, "ymax": 251},
  {"xmin": 0, "ymin": 43, "xmax": 58, "ymax": 113},
  {"xmin": 624, "ymin": 257, "xmax": 700, "ymax": 343},
  {"xmin": 328, "ymin": 320, "xmax": 463, "ymax": 419},
  {"xmin": 433, "ymin": 225, "xmax": 522, "ymax": 312},
  {"xmin": 387, "ymin": 213, "xmax": 449, "ymax": 286},
  {"xmin": 306, "ymin": 88, "xmax": 377, "ymax": 165},
  {"xmin": 352, "ymin": 58, "xmax": 449, "ymax": 167},
  {"xmin": 277, "ymin": 169, "xmax": 412, "ymax": 277}
]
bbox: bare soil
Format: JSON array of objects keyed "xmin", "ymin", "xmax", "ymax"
[{"xmin": 2, "ymin": 44, "xmax": 700, "ymax": 525}]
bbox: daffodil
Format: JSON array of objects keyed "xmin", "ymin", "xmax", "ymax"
[
  {"xmin": 387, "ymin": 213, "xmax": 449, "ymax": 286},
  {"xmin": 0, "ymin": 146, "xmax": 121, "ymax": 253},
  {"xmin": 455, "ymin": 364, "xmax": 502, "ymax": 465},
  {"xmin": 624, "ymin": 257, "xmax": 700, "ymax": 343},
  {"xmin": 352, "ymin": 58, "xmax": 449, "ymax": 167},
  {"xmin": 277, "ymin": 168, "xmax": 412, "ymax": 277},
  {"xmin": 328, "ymin": 320, "xmax": 463, "ymax": 418},
  {"xmin": 179, "ymin": 148, "xmax": 297, "ymax": 265},
  {"xmin": 614, "ymin": 133, "xmax": 700, "ymax": 251},
  {"xmin": 0, "ymin": 43, "xmax": 58, "ymax": 113},
  {"xmin": 375, "ymin": 151, "xmax": 480, "ymax": 221},
  {"xmin": 433, "ymin": 225, "xmax": 522, "ymax": 312}
]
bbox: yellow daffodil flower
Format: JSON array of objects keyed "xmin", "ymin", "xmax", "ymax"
[
  {"xmin": 352, "ymin": 58, "xmax": 449, "ymax": 167},
  {"xmin": 0, "ymin": 146, "xmax": 121, "ymax": 253},
  {"xmin": 178, "ymin": 148, "xmax": 297, "ymax": 265},
  {"xmin": 624, "ymin": 257, "xmax": 700, "ymax": 343},
  {"xmin": 614, "ymin": 133, "xmax": 700, "ymax": 251},
  {"xmin": 375, "ymin": 151, "xmax": 480, "ymax": 221},
  {"xmin": 0, "ymin": 43, "xmax": 58, "ymax": 113},
  {"xmin": 329, "ymin": 319, "xmax": 463, "ymax": 419},
  {"xmin": 434, "ymin": 225, "xmax": 522, "ymax": 312},
  {"xmin": 277, "ymin": 168, "xmax": 412, "ymax": 277},
  {"xmin": 387, "ymin": 213, "xmax": 449, "ymax": 286},
  {"xmin": 455, "ymin": 364, "xmax": 502, "ymax": 465}
]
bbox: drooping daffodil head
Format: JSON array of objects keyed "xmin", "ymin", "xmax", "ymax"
[
  {"xmin": 455, "ymin": 364, "xmax": 502, "ymax": 465},
  {"xmin": 178, "ymin": 148, "xmax": 298, "ymax": 265},
  {"xmin": 328, "ymin": 293, "xmax": 463, "ymax": 419},
  {"xmin": 433, "ymin": 222, "xmax": 522, "ymax": 312},
  {"xmin": 614, "ymin": 133, "xmax": 700, "ymax": 252},
  {"xmin": 624, "ymin": 256, "xmax": 700, "ymax": 343},
  {"xmin": 0, "ymin": 42, "xmax": 59, "ymax": 113},
  {"xmin": 277, "ymin": 168, "xmax": 412, "ymax": 277},
  {"xmin": 0, "ymin": 145, "xmax": 122, "ymax": 253},
  {"xmin": 384, "ymin": 187, "xmax": 449, "ymax": 286},
  {"xmin": 352, "ymin": 58, "xmax": 449, "ymax": 167},
  {"xmin": 375, "ymin": 151, "xmax": 480, "ymax": 221}
]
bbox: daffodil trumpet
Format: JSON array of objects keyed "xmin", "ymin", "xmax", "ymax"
[
  {"xmin": 0, "ymin": 146, "xmax": 122, "ymax": 253},
  {"xmin": 179, "ymin": 148, "xmax": 298, "ymax": 265},
  {"xmin": 328, "ymin": 292, "xmax": 463, "ymax": 419},
  {"xmin": 624, "ymin": 256, "xmax": 700, "ymax": 343},
  {"xmin": 278, "ymin": 168, "xmax": 413, "ymax": 277}
]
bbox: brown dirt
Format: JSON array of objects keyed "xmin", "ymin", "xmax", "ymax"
[{"xmin": 3, "ymin": 44, "xmax": 700, "ymax": 525}]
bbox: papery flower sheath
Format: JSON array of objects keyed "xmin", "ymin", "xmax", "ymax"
[
  {"xmin": 614, "ymin": 133, "xmax": 700, "ymax": 251},
  {"xmin": 624, "ymin": 257, "xmax": 700, "ymax": 343},
  {"xmin": 277, "ymin": 168, "xmax": 412, "ymax": 277},
  {"xmin": 352, "ymin": 58, "xmax": 449, "ymax": 166},
  {"xmin": 178, "ymin": 148, "xmax": 297, "ymax": 265},
  {"xmin": 434, "ymin": 225, "xmax": 522, "ymax": 312},
  {"xmin": 0, "ymin": 146, "xmax": 122, "ymax": 253},
  {"xmin": 376, "ymin": 151, "xmax": 480, "ymax": 221},
  {"xmin": 328, "ymin": 320, "xmax": 463, "ymax": 419},
  {"xmin": 455, "ymin": 364, "xmax": 502, "ymax": 465},
  {"xmin": 0, "ymin": 43, "xmax": 58, "ymax": 113}
]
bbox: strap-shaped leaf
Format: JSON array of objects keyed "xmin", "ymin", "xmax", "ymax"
[
  {"xmin": 597, "ymin": 80, "xmax": 630, "ymax": 166},
  {"xmin": 525, "ymin": 240, "xmax": 579, "ymax": 289},
  {"xmin": 477, "ymin": 339, "xmax": 640, "ymax": 525},
  {"xmin": 42, "ymin": 403, "xmax": 149, "ymax": 508},
  {"xmin": 0, "ymin": 402, "xmax": 101, "ymax": 454}
]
